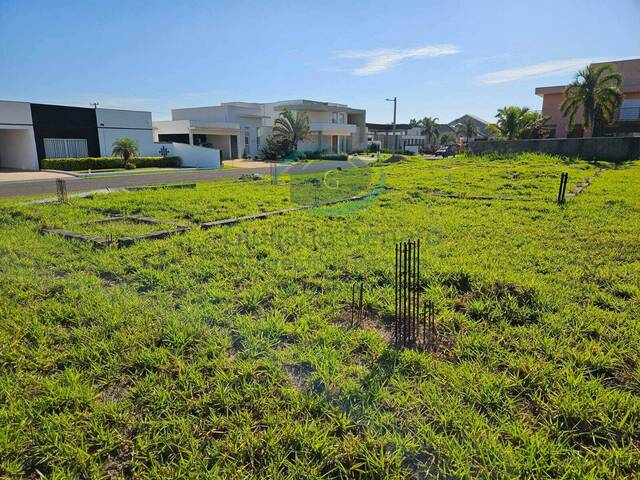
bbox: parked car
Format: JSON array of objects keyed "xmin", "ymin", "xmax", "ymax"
[{"xmin": 435, "ymin": 145, "xmax": 456, "ymax": 158}]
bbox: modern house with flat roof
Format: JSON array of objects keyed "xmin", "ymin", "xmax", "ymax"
[
  {"xmin": 154, "ymin": 99, "xmax": 367, "ymax": 159},
  {"xmin": 0, "ymin": 100, "xmax": 161, "ymax": 170},
  {"xmin": 366, "ymin": 123, "xmax": 427, "ymax": 151},
  {"xmin": 0, "ymin": 100, "xmax": 220, "ymax": 170},
  {"xmin": 535, "ymin": 58, "xmax": 640, "ymax": 138}
]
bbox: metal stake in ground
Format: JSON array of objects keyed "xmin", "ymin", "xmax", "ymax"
[
  {"xmin": 394, "ymin": 240, "xmax": 421, "ymax": 347},
  {"xmin": 557, "ymin": 172, "xmax": 568, "ymax": 204},
  {"xmin": 55, "ymin": 179, "xmax": 68, "ymax": 202}
]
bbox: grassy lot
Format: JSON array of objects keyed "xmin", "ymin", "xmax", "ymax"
[{"xmin": 1, "ymin": 153, "xmax": 638, "ymax": 479}]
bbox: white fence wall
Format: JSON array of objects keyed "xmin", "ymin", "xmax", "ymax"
[
  {"xmin": 170, "ymin": 142, "xmax": 220, "ymax": 168},
  {"xmin": 151, "ymin": 143, "xmax": 220, "ymax": 168}
]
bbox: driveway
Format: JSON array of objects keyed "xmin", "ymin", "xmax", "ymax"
[
  {"xmin": 0, "ymin": 159, "xmax": 373, "ymax": 199},
  {"xmin": 0, "ymin": 169, "xmax": 75, "ymax": 183}
]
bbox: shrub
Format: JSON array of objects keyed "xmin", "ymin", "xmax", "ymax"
[
  {"xmin": 41, "ymin": 156, "xmax": 181, "ymax": 171},
  {"xmin": 260, "ymin": 136, "xmax": 291, "ymax": 161},
  {"xmin": 306, "ymin": 153, "xmax": 348, "ymax": 161}
]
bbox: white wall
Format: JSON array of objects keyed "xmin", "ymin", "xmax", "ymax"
[
  {"xmin": 172, "ymin": 106, "xmax": 229, "ymax": 122},
  {"xmin": 95, "ymin": 108, "xmax": 157, "ymax": 157},
  {"xmin": 172, "ymin": 143, "xmax": 220, "ymax": 168},
  {"xmin": 0, "ymin": 101, "xmax": 32, "ymax": 125},
  {"xmin": 0, "ymin": 127, "xmax": 39, "ymax": 170}
]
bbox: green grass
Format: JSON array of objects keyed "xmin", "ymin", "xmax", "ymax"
[{"xmin": 1, "ymin": 153, "xmax": 638, "ymax": 479}]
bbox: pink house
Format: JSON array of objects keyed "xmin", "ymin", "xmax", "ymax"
[{"xmin": 535, "ymin": 58, "xmax": 640, "ymax": 138}]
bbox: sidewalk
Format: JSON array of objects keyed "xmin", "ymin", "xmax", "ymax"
[{"xmin": 0, "ymin": 169, "xmax": 75, "ymax": 183}]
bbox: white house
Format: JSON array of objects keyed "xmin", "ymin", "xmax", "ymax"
[
  {"xmin": 0, "ymin": 100, "xmax": 220, "ymax": 170},
  {"xmin": 154, "ymin": 99, "xmax": 368, "ymax": 159}
]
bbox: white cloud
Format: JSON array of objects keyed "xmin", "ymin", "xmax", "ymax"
[
  {"xmin": 336, "ymin": 44, "xmax": 461, "ymax": 76},
  {"xmin": 476, "ymin": 56, "xmax": 638, "ymax": 85}
]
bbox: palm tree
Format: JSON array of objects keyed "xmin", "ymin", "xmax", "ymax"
[
  {"xmin": 560, "ymin": 64, "xmax": 623, "ymax": 137},
  {"xmin": 409, "ymin": 118, "xmax": 420, "ymax": 128},
  {"xmin": 518, "ymin": 110, "xmax": 549, "ymax": 139},
  {"xmin": 439, "ymin": 133, "xmax": 454, "ymax": 145},
  {"xmin": 455, "ymin": 118, "xmax": 478, "ymax": 145},
  {"xmin": 495, "ymin": 106, "xmax": 524, "ymax": 140},
  {"xmin": 419, "ymin": 116, "xmax": 440, "ymax": 147},
  {"xmin": 272, "ymin": 109, "xmax": 310, "ymax": 154},
  {"xmin": 112, "ymin": 138, "xmax": 140, "ymax": 167},
  {"xmin": 495, "ymin": 106, "xmax": 550, "ymax": 140}
]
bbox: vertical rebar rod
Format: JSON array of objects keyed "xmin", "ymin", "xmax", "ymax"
[
  {"xmin": 394, "ymin": 243, "xmax": 398, "ymax": 345},
  {"xmin": 413, "ymin": 241, "xmax": 417, "ymax": 343},
  {"xmin": 358, "ymin": 281, "xmax": 364, "ymax": 324},
  {"xmin": 408, "ymin": 241, "xmax": 412, "ymax": 344},
  {"xmin": 414, "ymin": 240, "xmax": 418, "ymax": 343},
  {"xmin": 403, "ymin": 242, "xmax": 408, "ymax": 346},
  {"xmin": 351, "ymin": 283, "xmax": 355, "ymax": 327},
  {"xmin": 416, "ymin": 239, "xmax": 422, "ymax": 343}
]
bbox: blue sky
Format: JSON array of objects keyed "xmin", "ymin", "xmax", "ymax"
[{"xmin": 1, "ymin": 0, "xmax": 639, "ymax": 123}]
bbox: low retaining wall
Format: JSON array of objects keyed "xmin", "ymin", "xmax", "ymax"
[{"xmin": 470, "ymin": 137, "xmax": 640, "ymax": 162}]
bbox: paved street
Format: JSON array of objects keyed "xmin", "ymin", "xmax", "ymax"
[{"xmin": 0, "ymin": 159, "xmax": 374, "ymax": 199}]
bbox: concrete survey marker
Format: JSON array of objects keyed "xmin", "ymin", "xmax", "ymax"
[{"xmin": 41, "ymin": 215, "xmax": 188, "ymax": 248}]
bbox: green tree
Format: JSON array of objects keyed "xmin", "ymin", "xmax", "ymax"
[
  {"xmin": 495, "ymin": 106, "xmax": 524, "ymax": 140},
  {"xmin": 518, "ymin": 110, "xmax": 550, "ymax": 139},
  {"xmin": 418, "ymin": 116, "xmax": 440, "ymax": 147},
  {"xmin": 272, "ymin": 109, "xmax": 310, "ymax": 155},
  {"xmin": 111, "ymin": 138, "xmax": 140, "ymax": 167},
  {"xmin": 494, "ymin": 106, "xmax": 549, "ymax": 140},
  {"xmin": 455, "ymin": 118, "xmax": 478, "ymax": 145},
  {"xmin": 439, "ymin": 133, "xmax": 454, "ymax": 145},
  {"xmin": 560, "ymin": 64, "xmax": 623, "ymax": 137}
]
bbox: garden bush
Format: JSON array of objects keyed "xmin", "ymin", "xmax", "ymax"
[
  {"xmin": 306, "ymin": 153, "xmax": 348, "ymax": 161},
  {"xmin": 41, "ymin": 156, "xmax": 181, "ymax": 171}
]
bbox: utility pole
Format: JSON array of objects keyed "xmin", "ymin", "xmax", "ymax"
[{"xmin": 386, "ymin": 97, "xmax": 397, "ymax": 152}]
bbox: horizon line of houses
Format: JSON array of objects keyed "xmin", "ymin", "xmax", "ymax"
[{"xmin": 0, "ymin": 58, "xmax": 638, "ymax": 171}]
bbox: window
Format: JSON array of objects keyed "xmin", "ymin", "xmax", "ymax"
[
  {"xmin": 44, "ymin": 138, "xmax": 88, "ymax": 158},
  {"xmin": 332, "ymin": 112, "xmax": 338, "ymax": 124},
  {"xmin": 338, "ymin": 112, "xmax": 346, "ymax": 124},
  {"xmin": 244, "ymin": 127, "xmax": 250, "ymax": 147},
  {"xmin": 256, "ymin": 127, "xmax": 261, "ymax": 149}
]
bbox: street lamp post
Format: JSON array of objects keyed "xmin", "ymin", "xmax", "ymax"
[{"xmin": 386, "ymin": 97, "xmax": 397, "ymax": 152}]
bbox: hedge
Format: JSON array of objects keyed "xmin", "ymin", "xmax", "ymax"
[
  {"xmin": 41, "ymin": 156, "xmax": 181, "ymax": 171},
  {"xmin": 306, "ymin": 153, "xmax": 349, "ymax": 161}
]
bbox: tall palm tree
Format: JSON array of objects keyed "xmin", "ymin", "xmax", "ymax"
[
  {"xmin": 455, "ymin": 118, "xmax": 478, "ymax": 145},
  {"xmin": 419, "ymin": 116, "xmax": 440, "ymax": 147},
  {"xmin": 272, "ymin": 109, "xmax": 310, "ymax": 154},
  {"xmin": 112, "ymin": 138, "xmax": 140, "ymax": 167},
  {"xmin": 560, "ymin": 64, "xmax": 623, "ymax": 137}
]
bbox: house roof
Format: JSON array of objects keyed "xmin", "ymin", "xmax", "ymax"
[{"xmin": 447, "ymin": 114, "xmax": 490, "ymax": 127}]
